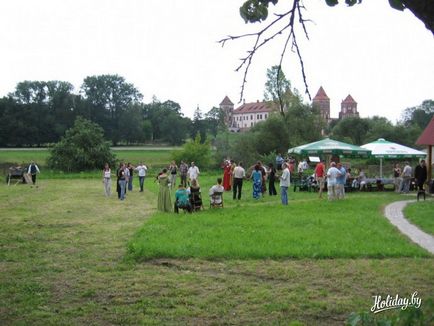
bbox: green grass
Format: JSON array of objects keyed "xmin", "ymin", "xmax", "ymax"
[
  {"xmin": 129, "ymin": 192, "xmax": 430, "ymax": 260},
  {"xmin": 0, "ymin": 177, "xmax": 433, "ymax": 325},
  {"xmin": 0, "ymin": 147, "xmax": 175, "ymax": 168},
  {"xmin": 404, "ymin": 200, "xmax": 434, "ymax": 235}
]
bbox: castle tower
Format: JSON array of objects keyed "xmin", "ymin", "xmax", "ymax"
[
  {"xmin": 312, "ymin": 86, "xmax": 331, "ymax": 122},
  {"xmin": 339, "ymin": 95, "xmax": 359, "ymax": 119},
  {"xmin": 219, "ymin": 96, "xmax": 234, "ymax": 127}
]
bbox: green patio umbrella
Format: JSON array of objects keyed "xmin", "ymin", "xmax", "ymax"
[
  {"xmin": 288, "ymin": 138, "xmax": 371, "ymax": 158},
  {"xmin": 361, "ymin": 138, "xmax": 426, "ymax": 177}
]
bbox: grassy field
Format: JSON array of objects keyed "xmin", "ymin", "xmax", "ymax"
[
  {"xmin": 404, "ymin": 201, "xmax": 434, "ymax": 235},
  {"xmin": 1, "ymin": 175, "xmax": 433, "ymax": 325},
  {"xmin": 0, "ymin": 147, "xmax": 175, "ymax": 169}
]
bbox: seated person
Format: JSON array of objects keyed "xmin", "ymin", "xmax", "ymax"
[
  {"xmin": 188, "ymin": 179, "xmax": 202, "ymax": 208},
  {"xmin": 174, "ymin": 184, "xmax": 192, "ymax": 213},
  {"xmin": 358, "ymin": 169, "xmax": 367, "ymax": 190},
  {"xmin": 209, "ymin": 178, "xmax": 224, "ymax": 206}
]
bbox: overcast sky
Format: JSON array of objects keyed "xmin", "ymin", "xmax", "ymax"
[{"xmin": 0, "ymin": 0, "xmax": 433, "ymax": 122}]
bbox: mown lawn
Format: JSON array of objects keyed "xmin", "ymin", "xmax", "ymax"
[
  {"xmin": 0, "ymin": 177, "xmax": 433, "ymax": 325},
  {"xmin": 404, "ymin": 200, "xmax": 434, "ymax": 235},
  {"xmin": 0, "ymin": 147, "xmax": 174, "ymax": 168}
]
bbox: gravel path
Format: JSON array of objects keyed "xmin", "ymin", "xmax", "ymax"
[{"xmin": 384, "ymin": 200, "xmax": 434, "ymax": 255}]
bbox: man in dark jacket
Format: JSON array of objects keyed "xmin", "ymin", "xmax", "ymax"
[{"xmin": 414, "ymin": 160, "xmax": 427, "ymax": 191}]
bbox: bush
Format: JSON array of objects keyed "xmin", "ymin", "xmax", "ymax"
[
  {"xmin": 171, "ymin": 134, "xmax": 212, "ymax": 169},
  {"xmin": 47, "ymin": 117, "xmax": 116, "ymax": 171}
]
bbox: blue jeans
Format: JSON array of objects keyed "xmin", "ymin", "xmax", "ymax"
[
  {"xmin": 128, "ymin": 176, "xmax": 133, "ymax": 191},
  {"xmin": 139, "ymin": 176, "xmax": 145, "ymax": 191},
  {"xmin": 119, "ymin": 180, "xmax": 126, "ymax": 200},
  {"xmin": 280, "ymin": 186, "xmax": 288, "ymax": 205},
  {"xmin": 401, "ymin": 177, "xmax": 411, "ymax": 193}
]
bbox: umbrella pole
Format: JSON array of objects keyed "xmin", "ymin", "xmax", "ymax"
[{"xmin": 380, "ymin": 158, "xmax": 383, "ymax": 179}]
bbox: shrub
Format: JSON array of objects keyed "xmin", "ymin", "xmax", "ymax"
[
  {"xmin": 47, "ymin": 117, "xmax": 116, "ymax": 171},
  {"xmin": 171, "ymin": 134, "xmax": 211, "ymax": 169}
]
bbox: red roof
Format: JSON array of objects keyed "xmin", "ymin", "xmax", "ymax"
[
  {"xmin": 220, "ymin": 96, "xmax": 234, "ymax": 106},
  {"xmin": 342, "ymin": 94, "xmax": 357, "ymax": 104},
  {"xmin": 416, "ymin": 116, "xmax": 434, "ymax": 145},
  {"xmin": 313, "ymin": 86, "xmax": 329, "ymax": 100},
  {"xmin": 233, "ymin": 101, "xmax": 272, "ymax": 114}
]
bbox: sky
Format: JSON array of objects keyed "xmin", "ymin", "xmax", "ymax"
[{"xmin": 0, "ymin": 0, "xmax": 433, "ymax": 123}]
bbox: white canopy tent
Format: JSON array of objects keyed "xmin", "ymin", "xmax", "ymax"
[{"xmin": 361, "ymin": 138, "xmax": 426, "ymax": 177}]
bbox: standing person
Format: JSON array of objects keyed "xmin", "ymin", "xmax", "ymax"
[
  {"xmin": 251, "ymin": 164, "xmax": 263, "ymax": 200},
  {"xmin": 127, "ymin": 163, "xmax": 134, "ymax": 191},
  {"xmin": 179, "ymin": 161, "xmax": 189, "ymax": 187},
  {"xmin": 314, "ymin": 159, "xmax": 326, "ymax": 198},
  {"xmin": 187, "ymin": 162, "xmax": 200, "ymax": 185},
  {"xmin": 257, "ymin": 161, "xmax": 267, "ymax": 195},
  {"xmin": 222, "ymin": 160, "xmax": 232, "ymax": 191},
  {"xmin": 276, "ymin": 153, "xmax": 284, "ymax": 171},
  {"xmin": 102, "ymin": 163, "xmax": 112, "ymax": 197},
  {"xmin": 168, "ymin": 161, "xmax": 178, "ymax": 189},
  {"xmin": 401, "ymin": 162, "xmax": 412, "ymax": 194},
  {"xmin": 297, "ymin": 160, "xmax": 305, "ymax": 179},
  {"xmin": 27, "ymin": 161, "xmax": 40, "ymax": 185},
  {"xmin": 232, "ymin": 162, "xmax": 246, "ymax": 200},
  {"xmin": 336, "ymin": 162, "xmax": 347, "ymax": 199},
  {"xmin": 414, "ymin": 160, "xmax": 427, "ymax": 191},
  {"xmin": 157, "ymin": 168, "xmax": 172, "ymax": 212},
  {"xmin": 135, "ymin": 162, "xmax": 148, "ymax": 192},
  {"xmin": 117, "ymin": 163, "xmax": 127, "ymax": 200},
  {"xmin": 288, "ymin": 157, "xmax": 296, "ymax": 174},
  {"xmin": 393, "ymin": 163, "xmax": 402, "ymax": 193},
  {"xmin": 268, "ymin": 163, "xmax": 277, "ymax": 196},
  {"xmin": 279, "ymin": 163, "xmax": 291, "ymax": 205},
  {"xmin": 326, "ymin": 162, "xmax": 341, "ymax": 200}
]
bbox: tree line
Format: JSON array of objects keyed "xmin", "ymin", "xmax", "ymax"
[{"xmin": 0, "ymin": 75, "xmax": 225, "ymax": 147}]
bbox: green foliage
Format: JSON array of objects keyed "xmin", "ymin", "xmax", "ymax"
[
  {"xmin": 332, "ymin": 117, "xmax": 370, "ymax": 145},
  {"xmin": 347, "ymin": 298, "xmax": 433, "ymax": 326},
  {"xmin": 264, "ymin": 65, "xmax": 291, "ymax": 104},
  {"xmin": 240, "ymin": 0, "xmax": 278, "ymax": 23},
  {"xmin": 47, "ymin": 117, "xmax": 116, "ymax": 171},
  {"xmin": 171, "ymin": 134, "xmax": 212, "ymax": 168},
  {"xmin": 401, "ymin": 99, "xmax": 434, "ymax": 130}
]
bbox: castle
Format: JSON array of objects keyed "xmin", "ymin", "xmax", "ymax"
[{"xmin": 219, "ymin": 86, "xmax": 359, "ymax": 131}]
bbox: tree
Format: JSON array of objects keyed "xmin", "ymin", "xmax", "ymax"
[
  {"xmin": 81, "ymin": 75, "xmax": 143, "ymax": 145},
  {"xmin": 222, "ymin": 0, "xmax": 434, "ymax": 101},
  {"xmin": 331, "ymin": 117, "xmax": 370, "ymax": 145},
  {"xmin": 47, "ymin": 117, "xmax": 116, "ymax": 172},
  {"xmin": 264, "ymin": 65, "xmax": 291, "ymax": 115},
  {"xmin": 401, "ymin": 99, "xmax": 434, "ymax": 130}
]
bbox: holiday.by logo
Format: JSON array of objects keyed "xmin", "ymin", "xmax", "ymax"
[{"xmin": 371, "ymin": 292, "xmax": 422, "ymax": 314}]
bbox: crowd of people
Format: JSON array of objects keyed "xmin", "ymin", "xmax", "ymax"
[{"xmin": 98, "ymin": 155, "xmax": 430, "ymax": 212}]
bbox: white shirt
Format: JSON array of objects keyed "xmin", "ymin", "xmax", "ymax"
[
  {"xmin": 233, "ymin": 166, "xmax": 246, "ymax": 179},
  {"xmin": 28, "ymin": 164, "xmax": 40, "ymax": 174},
  {"xmin": 209, "ymin": 184, "xmax": 224, "ymax": 203},
  {"xmin": 327, "ymin": 167, "xmax": 341, "ymax": 185},
  {"xmin": 188, "ymin": 166, "xmax": 200, "ymax": 180},
  {"xmin": 104, "ymin": 169, "xmax": 111, "ymax": 178},
  {"xmin": 280, "ymin": 168, "xmax": 291, "ymax": 187},
  {"xmin": 135, "ymin": 165, "xmax": 148, "ymax": 177},
  {"xmin": 297, "ymin": 162, "xmax": 304, "ymax": 173}
]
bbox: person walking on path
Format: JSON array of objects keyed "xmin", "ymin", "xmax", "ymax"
[
  {"xmin": 135, "ymin": 162, "xmax": 148, "ymax": 192},
  {"xmin": 117, "ymin": 163, "xmax": 127, "ymax": 200},
  {"xmin": 314, "ymin": 160, "xmax": 326, "ymax": 198},
  {"xmin": 232, "ymin": 162, "xmax": 246, "ymax": 200},
  {"xmin": 326, "ymin": 162, "xmax": 341, "ymax": 200},
  {"xmin": 27, "ymin": 161, "xmax": 40, "ymax": 185},
  {"xmin": 157, "ymin": 168, "xmax": 172, "ymax": 212},
  {"xmin": 393, "ymin": 163, "xmax": 402, "ymax": 193},
  {"xmin": 251, "ymin": 164, "xmax": 263, "ymax": 200},
  {"xmin": 168, "ymin": 161, "xmax": 178, "ymax": 190},
  {"xmin": 267, "ymin": 163, "xmax": 277, "ymax": 196},
  {"xmin": 102, "ymin": 163, "xmax": 112, "ymax": 197},
  {"xmin": 401, "ymin": 162, "xmax": 412, "ymax": 194},
  {"xmin": 414, "ymin": 160, "xmax": 427, "ymax": 191},
  {"xmin": 279, "ymin": 163, "xmax": 291, "ymax": 205},
  {"xmin": 179, "ymin": 161, "xmax": 189, "ymax": 187}
]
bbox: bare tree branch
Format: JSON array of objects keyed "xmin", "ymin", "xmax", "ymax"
[{"xmin": 218, "ymin": 0, "xmax": 312, "ymax": 112}]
